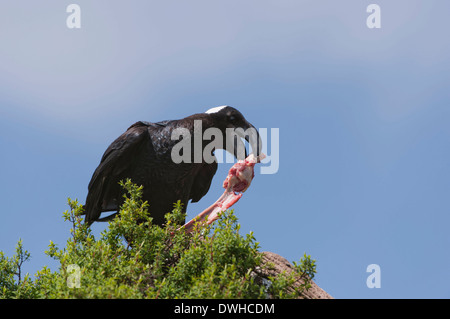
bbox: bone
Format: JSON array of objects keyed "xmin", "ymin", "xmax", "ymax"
[{"xmin": 182, "ymin": 153, "xmax": 265, "ymax": 233}]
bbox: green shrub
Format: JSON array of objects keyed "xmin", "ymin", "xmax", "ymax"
[
  {"xmin": 0, "ymin": 239, "xmax": 37, "ymax": 298},
  {"xmin": 0, "ymin": 180, "xmax": 316, "ymax": 299}
]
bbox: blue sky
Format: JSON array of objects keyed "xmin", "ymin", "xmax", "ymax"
[{"xmin": 1, "ymin": 1, "xmax": 449, "ymax": 298}]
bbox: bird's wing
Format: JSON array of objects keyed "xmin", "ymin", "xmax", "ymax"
[
  {"xmin": 189, "ymin": 161, "xmax": 218, "ymax": 203},
  {"xmin": 96, "ymin": 121, "xmax": 150, "ymax": 170},
  {"xmin": 85, "ymin": 122, "xmax": 150, "ymax": 224}
]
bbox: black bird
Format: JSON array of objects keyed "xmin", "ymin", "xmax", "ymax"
[{"xmin": 83, "ymin": 106, "xmax": 261, "ymax": 226}]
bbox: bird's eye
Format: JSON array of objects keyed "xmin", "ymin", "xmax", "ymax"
[{"xmin": 228, "ymin": 115, "xmax": 236, "ymax": 123}]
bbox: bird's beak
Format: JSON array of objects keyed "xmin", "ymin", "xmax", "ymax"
[
  {"xmin": 233, "ymin": 121, "xmax": 262, "ymax": 160},
  {"xmin": 232, "ymin": 134, "xmax": 246, "ymax": 161},
  {"xmin": 244, "ymin": 121, "xmax": 262, "ymax": 157},
  {"xmin": 232, "ymin": 134, "xmax": 246, "ymax": 160}
]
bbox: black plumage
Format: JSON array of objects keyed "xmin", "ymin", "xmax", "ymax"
[{"xmin": 83, "ymin": 106, "xmax": 260, "ymax": 226}]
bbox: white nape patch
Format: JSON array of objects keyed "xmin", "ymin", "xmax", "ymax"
[{"xmin": 205, "ymin": 105, "xmax": 228, "ymax": 114}]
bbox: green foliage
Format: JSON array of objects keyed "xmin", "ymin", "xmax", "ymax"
[
  {"xmin": 1, "ymin": 179, "xmax": 317, "ymax": 299},
  {"xmin": 266, "ymin": 253, "xmax": 317, "ymax": 298},
  {"xmin": 0, "ymin": 239, "xmax": 37, "ymax": 298}
]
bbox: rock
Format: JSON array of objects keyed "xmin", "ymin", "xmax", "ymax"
[{"xmin": 255, "ymin": 251, "xmax": 333, "ymax": 299}]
